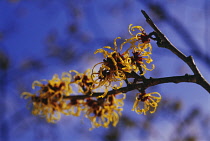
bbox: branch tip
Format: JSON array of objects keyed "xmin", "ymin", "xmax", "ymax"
[
  {"xmin": 141, "ymin": 10, "xmax": 150, "ymax": 20},
  {"xmin": 141, "ymin": 11, "xmax": 210, "ymax": 93}
]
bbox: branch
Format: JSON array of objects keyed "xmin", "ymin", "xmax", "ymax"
[
  {"xmin": 61, "ymin": 74, "xmax": 198, "ymax": 100},
  {"xmin": 141, "ymin": 10, "xmax": 210, "ymax": 93},
  {"xmin": 141, "ymin": 2, "xmax": 210, "ymax": 67}
]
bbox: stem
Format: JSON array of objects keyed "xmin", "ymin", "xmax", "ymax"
[{"xmin": 61, "ymin": 74, "xmax": 199, "ymax": 100}]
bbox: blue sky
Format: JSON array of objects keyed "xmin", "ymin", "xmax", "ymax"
[{"xmin": 0, "ymin": 0, "xmax": 209, "ymax": 141}]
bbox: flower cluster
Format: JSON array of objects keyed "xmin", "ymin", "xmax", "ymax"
[
  {"xmin": 22, "ymin": 72, "xmax": 74, "ymax": 123},
  {"xmin": 22, "ymin": 24, "xmax": 161, "ymax": 130},
  {"xmin": 85, "ymin": 94, "xmax": 125, "ymax": 130},
  {"xmin": 22, "ymin": 73, "xmax": 125, "ymax": 130},
  {"xmin": 92, "ymin": 24, "xmax": 154, "ymax": 89}
]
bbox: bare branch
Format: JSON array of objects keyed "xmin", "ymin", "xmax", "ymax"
[{"xmin": 141, "ymin": 10, "xmax": 210, "ymax": 93}]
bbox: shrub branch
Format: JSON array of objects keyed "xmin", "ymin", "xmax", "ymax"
[{"xmin": 141, "ymin": 10, "xmax": 210, "ymax": 93}]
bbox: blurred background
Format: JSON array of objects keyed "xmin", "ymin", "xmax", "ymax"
[{"xmin": 0, "ymin": 0, "xmax": 210, "ymax": 141}]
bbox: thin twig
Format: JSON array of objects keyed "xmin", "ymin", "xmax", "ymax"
[
  {"xmin": 141, "ymin": 10, "xmax": 210, "ymax": 93},
  {"xmin": 60, "ymin": 74, "xmax": 198, "ymax": 100},
  {"xmin": 33, "ymin": 74, "xmax": 199, "ymax": 101}
]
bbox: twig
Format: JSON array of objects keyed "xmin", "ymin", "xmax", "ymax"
[
  {"xmin": 33, "ymin": 74, "xmax": 200, "ymax": 101},
  {"xmin": 142, "ymin": 2, "xmax": 210, "ymax": 67},
  {"xmin": 141, "ymin": 10, "xmax": 210, "ymax": 93},
  {"xmin": 63, "ymin": 74, "xmax": 198, "ymax": 100},
  {"xmin": 61, "ymin": 74, "xmax": 199, "ymax": 99}
]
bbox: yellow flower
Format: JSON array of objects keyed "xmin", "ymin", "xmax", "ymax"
[
  {"xmin": 130, "ymin": 51, "xmax": 155, "ymax": 75},
  {"xmin": 132, "ymin": 92, "xmax": 161, "ymax": 115},
  {"xmin": 70, "ymin": 69, "xmax": 94, "ymax": 94},
  {"xmin": 85, "ymin": 94, "xmax": 126, "ymax": 130},
  {"xmin": 128, "ymin": 24, "xmax": 152, "ymax": 51},
  {"xmin": 92, "ymin": 37, "xmax": 132, "ymax": 90},
  {"xmin": 119, "ymin": 24, "xmax": 155, "ymax": 75},
  {"xmin": 21, "ymin": 72, "xmax": 73, "ymax": 123},
  {"xmin": 21, "ymin": 93, "xmax": 66, "ymax": 123},
  {"xmin": 62, "ymin": 99, "xmax": 85, "ymax": 116},
  {"xmin": 120, "ymin": 24, "xmax": 152, "ymax": 53},
  {"xmin": 31, "ymin": 72, "xmax": 73, "ymax": 96}
]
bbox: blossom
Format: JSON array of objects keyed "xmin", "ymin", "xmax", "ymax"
[
  {"xmin": 70, "ymin": 69, "xmax": 94, "ymax": 94},
  {"xmin": 85, "ymin": 94, "xmax": 126, "ymax": 130},
  {"xmin": 132, "ymin": 92, "xmax": 161, "ymax": 115},
  {"xmin": 62, "ymin": 98, "xmax": 85, "ymax": 116},
  {"xmin": 120, "ymin": 24, "xmax": 154, "ymax": 75},
  {"xmin": 119, "ymin": 24, "xmax": 152, "ymax": 55},
  {"xmin": 92, "ymin": 37, "xmax": 132, "ymax": 93},
  {"xmin": 21, "ymin": 72, "xmax": 73, "ymax": 123},
  {"xmin": 127, "ymin": 24, "xmax": 152, "ymax": 50},
  {"xmin": 130, "ymin": 51, "xmax": 155, "ymax": 75}
]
